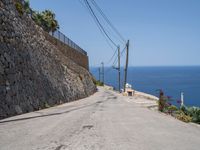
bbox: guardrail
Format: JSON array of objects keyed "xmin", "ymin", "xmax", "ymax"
[
  {"xmin": 49, "ymin": 31, "xmax": 87, "ymax": 56},
  {"xmin": 20, "ymin": 0, "xmax": 87, "ymax": 56}
]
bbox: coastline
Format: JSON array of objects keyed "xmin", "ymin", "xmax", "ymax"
[
  {"xmin": 134, "ymin": 91, "xmax": 159, "ymax": 101},
  {"xmin": 103, "ymin": 84, "xmax": 159, "ymax": 102},
  {"xmin": 103, "ymin": 84, "xmax": 159, "ymax": 101},
  {"xmin": 91, "ymin": 67, "xmax": 200, "ymax": 107}
]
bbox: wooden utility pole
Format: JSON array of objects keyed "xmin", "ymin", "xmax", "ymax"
[
  {"xmin": 118, "ymin": 46, "xmax": 121, "ymax": 92},
  {"xmin": 124, "ymin": 40, "xmax": 129, "ymax": 92},
  {"xmin": 98, "ymin": 67, "xmax": 101, "ymax": 82},
  {"xmin": 101, "ymin": 62, "xmax": 104, "ymax": 85}
]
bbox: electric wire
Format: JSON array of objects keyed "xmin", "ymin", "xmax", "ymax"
[
  {"xmin": 90, "ymin": 0, "xmax": 126, "ymax": 43},
  {"xmin": 79, "ymin": 0, "xmax": 128, "ymax": 79},
  {"xmin": 106, "ymin": 47, "xmax": 118, "ymax": 64},
  {"xmin": 78, "ymin": 0, "xmax": 116, "ymax": 51},
  {"xmin": 84, "ymin": 0, "xmax": 118, "ymax": 47},
  {"xmin": 120, "ymin": 45, "xmax": 127, "ymax": 56},
  {"xmin": 82, "ymin": 0, "xmax": 120, "ymax": 66}
]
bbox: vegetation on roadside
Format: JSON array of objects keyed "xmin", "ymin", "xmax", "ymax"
[
  {"xmin": 44, "ymin": 102, "xmax": 50, "ymax": 108},
  {"xmin": 15, "ymin": 0, "xmax": 59, "ymax": 32},
  {"xmin": 95, "ymin": 81, "xmax": 104, "ymax": 86},
  {"xmin": 180, "ymin": 106, "xmax": 200, "ymax": 124},
  {"xmin": 92, "ymin": 78, "xmax": 104, "ymax": 86},
  {"xmin": 158, "ymin": 90, "xmax": 200, "ymax": 124}
]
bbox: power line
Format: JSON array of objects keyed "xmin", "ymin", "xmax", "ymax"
[
  {"xmin": 106, "ymin": 47, "xmax": 118, "ymax": 64},
  {"xmin": 106, "ymin": 44, "xmax": 127, "ymax": 72},
  {"xmin": 79, "ymin": 0, "xmax": 126, "ymax": 56},
  {"xmin": 82, "ymin": 0, "xmax": 120, "ymax": 69},
  {"xmin": 107, "ymin": 45, "xmax": 126, "ymax": 69},
  {"xmin": 90, "ymin": 0, "xmax": 126, "ymax": 43},
  {"xmin": 108, "ymin": 45, "xmax": 126, "ymax": 67},
  {"xmin": 79, "ymin": 0, "xmax": 130, "ymax": 87},
  {"xmin": 83, "ymin": 0, "xmax": 118, "ymax": 47},
  {"xmin": 112, "ymin": 55, "xmax": 118, "ymax": 67},
  {"xmin": 120, "ymin": 45, "xmax": 127, "ymax": 56},
  {"xmin": 78, "ymin": 0, "xmax": 116, "ymax": 51}
]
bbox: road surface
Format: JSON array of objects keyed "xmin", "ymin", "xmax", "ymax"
[{"xmin": 0, "ymin": 87, "xmax": 200, "ymax": 150}]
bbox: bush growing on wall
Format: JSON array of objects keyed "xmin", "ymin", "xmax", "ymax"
[
  {"xmin": 32, "ymin": 10, "xmax": 59, "ymax": 33},
  {"xmin": 24, "ymin": 0, "xmax": 31, "ymax": 14},
  {"xmin": 15, "ymin": 2, "xmax": 24, "ymax": 16},
  {"xmin": 15, "ymin": 0, "xmax": 59, "ymax": 33}
]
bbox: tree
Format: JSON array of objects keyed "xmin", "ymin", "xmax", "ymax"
[
  {"xmin": 24, "ymin": 0, "xmax": 31, "ymax": 14},
  {"xmin": 32, "ymin": 11, "xmax": 43, "ymax": 27},
  {"xmin": 32, "ymin": 10, "xmax": 59, "ymax": 33},
  {"xmin": 41, "ymin": 10, "xmax": 59, "ymax": 32}
]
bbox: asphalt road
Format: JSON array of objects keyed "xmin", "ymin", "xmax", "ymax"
[{"xmin": 0, "ymin": 87, "xmax": 200, "ymax": 150}]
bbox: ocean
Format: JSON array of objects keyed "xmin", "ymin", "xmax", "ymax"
[{"xmin": 90, "ymin": 66, "xmax": 200, "ymax": 107}]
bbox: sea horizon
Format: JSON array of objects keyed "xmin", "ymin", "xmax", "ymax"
[
  {"xmin": 90, "ymin": 65, "xmax": 200, "ymax": 68},
  {"xmin": 91, "ymin": 66, "xmax": 200, "ymax": 107}
]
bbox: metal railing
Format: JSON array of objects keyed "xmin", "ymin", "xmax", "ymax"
[
  {"xmin": 20, "ymin": 0, "xmax": 87, "ymax": 56},
  {"xmin": 49, "ymin": 31, "xmax": 87, "ymax": 55}
]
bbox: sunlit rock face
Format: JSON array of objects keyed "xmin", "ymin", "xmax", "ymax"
[{"xmin": 0, "ymin": 0, "xmax": 96, "ymax": 119}]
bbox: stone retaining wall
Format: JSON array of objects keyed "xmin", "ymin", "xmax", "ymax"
[
  {"xmin": 0, "ymin": 0, "xmax": 96, "ymax": 119},
  {"xmin": 44, "ymin": 32, "xmax": 89, "ymax": 70}
]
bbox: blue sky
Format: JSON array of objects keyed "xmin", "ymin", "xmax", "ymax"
[{"xmin": 30, "ymin": 0, "xmax": 200, "ymax": 67}]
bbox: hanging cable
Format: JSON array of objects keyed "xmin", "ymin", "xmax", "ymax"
[
  {"xmin": 106, "ymin": 47, "xmax": 118, "ymax": 64},
  {"xmin": 83, "ymin": 0, "xmax": 118, "ymax": 47},
  {"xmin": 120, "ymin": 45, "xmax": 127, "ymax": 56},
  {"xmin": 90, "ymin": 0, "xmax": 126, "ymax": 43},
  {"xmin": 79, "ymin": 0, "xmax": 116, "ymax": 51},
  {"xmin": 78, "ymin": 0, "xmax": 129, "ymax": 78}
]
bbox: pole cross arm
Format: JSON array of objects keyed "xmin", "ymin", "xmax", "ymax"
[{"xmin": 112, "ymin": 66, "xmax": 119, "ymax": 70}]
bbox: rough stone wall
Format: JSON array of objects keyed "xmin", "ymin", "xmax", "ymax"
[
  {"xmin": 0, "ymin": 0, "xmax": 96, "ymax": 119},
  {"xmin": 44, "ymin": 33, "xmax": 89, "ymax": 70}
]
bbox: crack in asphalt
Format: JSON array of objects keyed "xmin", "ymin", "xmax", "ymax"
[
  {"xmin": 55, "ymin": 145, "xmax": 65, "ymax": 150},
  {"xmin": 82, "ymin": 125, "xmax": 94, "ymax": 130}
]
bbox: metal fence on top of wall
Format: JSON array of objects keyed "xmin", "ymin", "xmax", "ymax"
[
  {"xmin": 20, "ymin": 0, "xmax": 87, "ymax": 56},
  {"xmin": 49, "ymin": 31, "xmax": 87, "ymax": 56}
]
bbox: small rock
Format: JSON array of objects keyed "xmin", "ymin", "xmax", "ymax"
[
  {"xmin": 14, "ymin": 105, "xmax": 23, "ymax": 115},
  {"xmin": 0, "ymin": 63, "xmax": 4, "ymax": 74}
]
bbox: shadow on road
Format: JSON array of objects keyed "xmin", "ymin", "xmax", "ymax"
[
  {"xmin": 0, "ymin": 102, "xmax": 97, "ymax": 124},
  {"xmin": 0, "ymin": 96, "xmax": 114, "ymax": 124}
]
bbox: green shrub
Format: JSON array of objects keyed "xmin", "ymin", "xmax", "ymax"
[
  {"xmin": 157, "ymin": 91, "xmax": 200, "ymax": 124},
  {"xmin": 32, "ymin": 10, "xmax": 59, "ymax": 33},
  {"xmin": 167, "ymin": 105, "xmax": 178, "ymax": 115},
  {"xmin": 181, "ymin": 106, "xmax": 200, "ymax": 124},
  {"xmin": 158, "ymin": 93, "xmax": 166, "ymax": 112},
  {"xmin": 44, "ymin": 102, "xmax": 50, "ymax": 108},
  {"xmin": 15, "ymin": 2, "xmax": 24, "ymax": 16},
  {"xmin": 180, "ymin": 105, "xmax": 188, "ymax": 114},
  {"xmin": 175, "ymin": 110, "xmax": 192, "ymax": 123},
  {"xmin": 92, "ymin": 78, "xmax": 104, "ymax": 86},
  {"xmin": 15, "ymin": 1, "xmax": 59, "ymax": 33},
  {"xmin": 24, "ymin": 0, "xmax": 31, "ymax": 14},
  {"xmin": 158, "ymin": 90, "xmax": 173, "ymax": 112},
  {"xmin": 94, "ymin": 80, "xmax": 104, "ymax": 86}
]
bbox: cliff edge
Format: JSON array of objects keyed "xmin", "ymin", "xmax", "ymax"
[{"xmin": 0, "ymin": 0, "xmax": 96, "ymax": 119}]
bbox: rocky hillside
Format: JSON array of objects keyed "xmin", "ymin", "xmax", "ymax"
[{"xmin": 0, "ymin": 0, "xmax": 96, "ymax": 119}]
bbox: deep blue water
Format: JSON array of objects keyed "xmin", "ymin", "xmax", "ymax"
[{"xmin": 90, "ymin": 66, "xmax": 200, "ymax": 107}]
